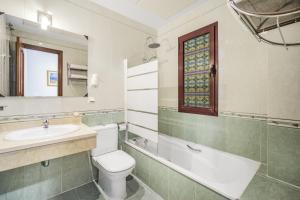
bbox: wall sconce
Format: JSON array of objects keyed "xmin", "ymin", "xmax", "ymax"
[
  {"xmin": 90, "ymin": 73, "xmax": 99, "ymax": 88},
  {"xmin": 37, "ymin": 11, "xmax": 52, "ymax": 30}
]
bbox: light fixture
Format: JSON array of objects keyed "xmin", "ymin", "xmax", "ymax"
[
  {"xmin": 37, "ymin": 11, "xmax": 52, "ymax": 30},
  {"xmin": 90, "ymin": 73, "xmax": 99, "ymax": 88}
]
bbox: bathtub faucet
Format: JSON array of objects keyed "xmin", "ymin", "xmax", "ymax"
[
  {"xmin": 42, "ymin": 119, "xmax": 49, "ymax": 129},
  {"xmin": 187, "ymin": 144, "xmax": 202, "ymax": 152},
  {"xmin": 144, "ymin": 139, "xmax": 148, "ymax": 146}
]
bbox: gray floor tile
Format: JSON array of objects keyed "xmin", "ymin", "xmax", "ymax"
[
  {"xmin": 48, "ymin": 176, "xmax": 161, "ymax": 200},
  {"xmin": 48, "ymin": 182, "xmax": 99, "ymax": 200},
  {"xmin": 75, "ymin": 182, "xmax": 101, "ymax": 200},
  {"xmin": 127, "ymin": 176, "xmax": 140, "ymax": 199},
  {"xmin": 48, "ymin": 190, "xmax": 79, "ymax": 200}
]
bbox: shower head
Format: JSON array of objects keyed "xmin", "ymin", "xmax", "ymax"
[
  {"xmin": 146, "ymin": 36, "xmax": 160, "ymax": 49},
  {"xmin": 7, "ymin": 23, "xmax": 15, "ymax": 31},
  {"xmin": 148, "ymin": 42, "xmax": 160, "ymax": 49}
]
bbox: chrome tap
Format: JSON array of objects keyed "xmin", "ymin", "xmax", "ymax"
[
  {"xmin": 42, "ymin": 119, "xmax": 49, "ymax": 128},
  {"xmin": 144, "ymin": 139, "xmax": 148, "ymax": 146}
]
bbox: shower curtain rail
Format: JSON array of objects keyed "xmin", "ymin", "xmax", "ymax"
[
  {"xmin": 228, "ymin": 0, "xmax": 300, "ymax": 48},
  {"xmin": 228, "ymin": 0, "xmax": 300, "ymax": 18}
]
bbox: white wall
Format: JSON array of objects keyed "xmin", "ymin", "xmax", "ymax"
[
  {"xmin": 0, "ymin": 0, "xmax": 156, "ymax": 116},
  {"xmin": 157, "ymin": 0, "xmax": 300, "ymax": 120},
  {"xmin": 1, "ymin": 0, "xmax": 298, "ymax": 121},
  {"xmin": 24, "ymin": 49, "xmax": 58, "ymax": 96},
  {"xmin": 265, "ymin": 23, "xmax": 300, "ymax": 120}
]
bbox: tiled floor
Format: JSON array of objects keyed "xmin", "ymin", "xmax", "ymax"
[
  {"xmin": 48, "ymin": 175, "xmax": 162, "ymax": 200},
  {"xmin": 48, "ymin": 182, "xmax": 101, "ymax": 200}
]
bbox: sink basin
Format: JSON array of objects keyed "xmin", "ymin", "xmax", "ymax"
[{"xmin": 5, "ymin": 124, "xmax": 80, "ymax": 141}]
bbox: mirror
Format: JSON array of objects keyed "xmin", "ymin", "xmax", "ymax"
[{"xmin": 0, "ymin": 14, "xmax": 88, "ymax": 97}]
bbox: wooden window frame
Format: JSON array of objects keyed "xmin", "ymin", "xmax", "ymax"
[
  {"xmin": 16, "ymin": 38, "xmax": 63, "ymax": 96},
  {"xmin": 178, "ymin": 22, "xmax": 218, "ymax": 116}
]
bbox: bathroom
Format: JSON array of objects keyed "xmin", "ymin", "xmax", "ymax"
[{"xmin": 0, "ymin": 0, "xmax": 299, "ymax": 200}]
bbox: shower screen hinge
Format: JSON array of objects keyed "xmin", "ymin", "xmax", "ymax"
[{"xmin": 41, "ymin": 160, "xmax": 50, "ymax": 167}]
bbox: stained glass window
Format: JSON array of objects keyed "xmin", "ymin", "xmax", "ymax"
[
  {"xmin": 178, "ymin": 22, "xmax": 218, "ymax": 116},
  {"xmin": 184, "ymin": 33, "xmax": 210, "ymax": 108}
]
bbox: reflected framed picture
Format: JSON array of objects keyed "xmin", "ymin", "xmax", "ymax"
[{"xmin": 47, "ymin": 71, "xmax": 58, "ymax": 86}]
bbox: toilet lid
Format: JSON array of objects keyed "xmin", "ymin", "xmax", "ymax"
[{"xmin": 94, "ymin": 150, "xmax": 135, "ymax": 173}]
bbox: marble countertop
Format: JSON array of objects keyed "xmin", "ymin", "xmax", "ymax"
[{"xmin": 0, "ymin": 119, "xmax": 96, "ymax": 154}]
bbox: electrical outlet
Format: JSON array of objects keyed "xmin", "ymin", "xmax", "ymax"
[
  {"xmin": 0, "ymin": 106, "xmax": 7, "ymax": 111},
  {"xmin": 88, "ymin": 97, "xmax": 95, "ymax": 103}
]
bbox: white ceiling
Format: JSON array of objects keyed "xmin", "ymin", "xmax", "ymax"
[
  {"xmin": 89, "ymin": 0, "xmax": 207, "ymax": 28},
  {"xmin": 128, "ymin": 0, "xmax": 198, "ymax": 19}
]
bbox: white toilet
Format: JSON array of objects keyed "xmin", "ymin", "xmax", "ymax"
[{"xmin": 91, "ymin": 124, "xmax": 135, "ymax": 200}]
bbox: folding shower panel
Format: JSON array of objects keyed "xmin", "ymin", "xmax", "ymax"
[{"xmin": 124, "ymin": 60, "xmax": 158, "ymax": 143}]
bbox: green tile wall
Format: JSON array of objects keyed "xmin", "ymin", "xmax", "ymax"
[
  {"xmin": 81, "ymin": 111, "xmax": 124, "ymax": 127},
  {"xmin": 0, "ymin": 152, "xmax": 92, "ymax": 200},
  {"xmin": 158, "ymin": 108, "xmax": 300, "ymax": 188},
  {"xmin": 61, "ymin": 153, "xmax": 92, "ymax": 191},
  {"xmin": 241, "ymin": 175, "xmax": 300, "ymax": 200},
  {"xmin": 159, "ymin": 109, "xmax": 266, "ymax": 162},
  {"xmin": 82, "ymin": 111, "xmax": 125, "ymax": 148},
  {"xmin": 124, "ymin": 144, "xmax": 300, "ymax": 200},
  {"xmin": 268, "ymin": 126, "xmax": 300, "ymax": 187}
]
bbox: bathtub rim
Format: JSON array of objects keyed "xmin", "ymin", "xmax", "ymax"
[{"xmin": 124, "ymin": 137, "xmax": 260, "ymax": 200}]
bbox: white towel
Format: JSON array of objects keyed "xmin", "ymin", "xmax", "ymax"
[
  {"xmin": 69, "ymin": 64, "xmax": 88, "ymax": 70},
  {"xmin": 69, "ymin": 74, "xmax": 87, "ymax": 79}
]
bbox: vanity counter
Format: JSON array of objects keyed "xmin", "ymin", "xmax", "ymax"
[
  {"xmin": 0, "ymin": 123, "xmax": 96, "ymax": 154},
  {"xmin": 0, "ymin": 117, "xmax": 96, "ymax": 172}
]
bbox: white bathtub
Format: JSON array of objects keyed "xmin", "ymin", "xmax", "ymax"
[{"xmin": 127, "ymin": 134, "xmax": 260, "ymax": 200}]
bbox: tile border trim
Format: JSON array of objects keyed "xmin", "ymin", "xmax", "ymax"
[
  {"xmin": 0, "ymin": 108, "xmax": 124, "ymax": 124},
  {"xmin": 159, "ymin": 106, "xmax": 300, "ymax": 129},
  {"xmin": 1, "ymin": 106, "xmax": 299, "ymax": 129}
]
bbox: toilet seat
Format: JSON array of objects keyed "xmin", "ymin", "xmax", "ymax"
[{"xmin": 93, "ymin": 150, "xmax": 135, "ymax": 173}]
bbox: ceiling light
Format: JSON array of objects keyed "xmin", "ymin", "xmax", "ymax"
[{"xmin": 37, "ymin": 11, "xmax": 52, "ymax": 30}]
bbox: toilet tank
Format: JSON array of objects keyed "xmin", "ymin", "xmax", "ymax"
[{"xmin": 91, "ymin": 124, "xmax": 118, "ymax": 156}]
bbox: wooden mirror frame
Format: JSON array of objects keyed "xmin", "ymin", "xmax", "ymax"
[{"xmin": 16, "ymin": 37, "xmax": 63, "ymax": 96}]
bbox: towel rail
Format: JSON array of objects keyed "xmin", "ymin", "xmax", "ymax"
[
  {"xmin": 67, "ymin": 63, "xmax": 88, "ymax": 85},
  {"xmin": 228, "ymin": 0, "xmax": 300, "ymax": 18}
]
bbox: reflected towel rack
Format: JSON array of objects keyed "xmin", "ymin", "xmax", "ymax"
[
  {"xmin": 228, "ymin": 0, "xmax": 300, "ymax": 49},
  {"xmin": 67, "ymin": 63, "xmax": 88, "ymax": 85}
]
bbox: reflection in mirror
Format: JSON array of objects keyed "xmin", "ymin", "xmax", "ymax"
[{"xmin": 0, "ymin": 14, "xmax": 88, "ymax": 97}]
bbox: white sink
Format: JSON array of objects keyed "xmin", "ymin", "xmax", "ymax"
[{"xmin": 5, "ymin": 124, "xmax": 80, "ymax": 141}]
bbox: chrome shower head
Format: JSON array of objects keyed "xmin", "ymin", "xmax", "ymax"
[
  {"xmin": 146, "ymin": 36, "xmax": 160, "ymax": 49},
  {"xmin": 148, "ymin": 42, "xmax": 160, "ymax": 49}
]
